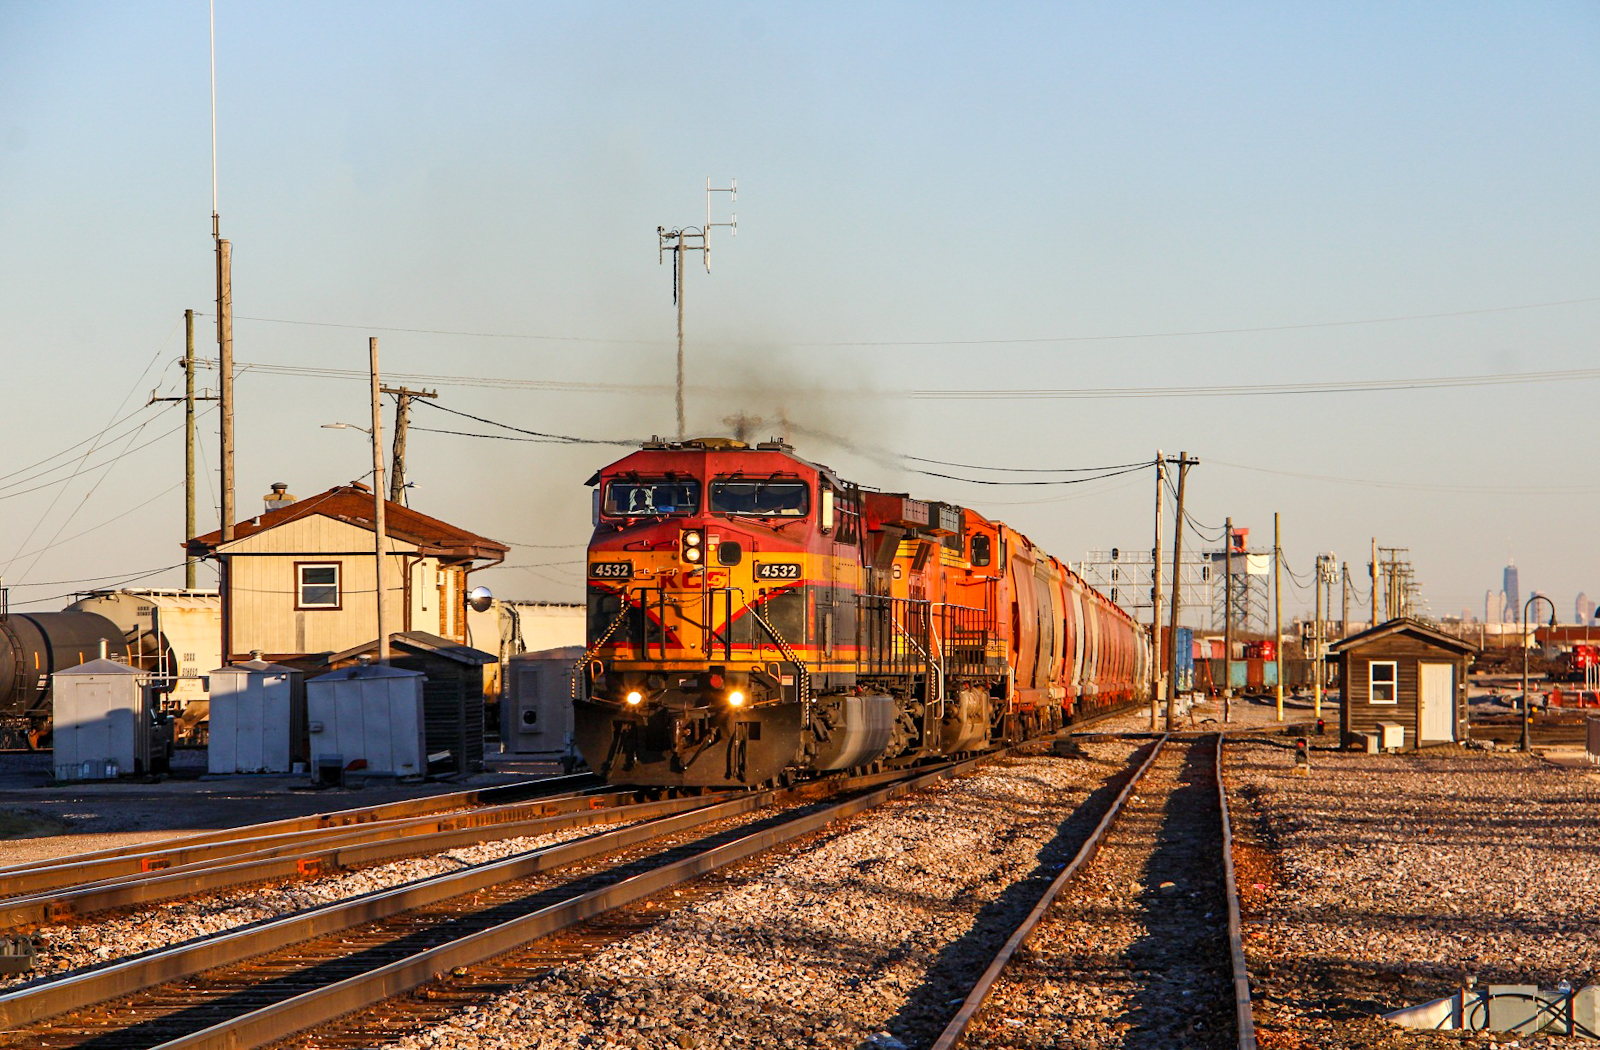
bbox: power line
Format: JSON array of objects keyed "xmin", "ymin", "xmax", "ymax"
[
  {"xmin": 412, "ymin": 400, "xmax": 639, "ymax": 446},
  {"xmin": 198, "ymin": 294, "xmax": 1600, "ymax": 348},
  {"xmin": 911, "ymin": 464, "xmax": 1150, "ymax": 487},
  {"xmin": 912, "ymin": 367, "xmax": 1600, "ymax": 401},
  {"xmin": 1212, "ymin": 459, "xmax": 1599, "ymax": 495},
  {"xmin": 902, "ymin": 455, "xmax": 1148, "ymax": 474}
]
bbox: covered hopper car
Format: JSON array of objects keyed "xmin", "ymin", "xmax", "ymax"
[{"xmin": 573, "ymin": 437, "xmax": 1151, "ymax": 788}]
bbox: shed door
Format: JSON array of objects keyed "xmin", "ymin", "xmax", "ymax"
[{"xmin": 1419, "ymin": 662, "xmax": 1455, "ymax": 742}]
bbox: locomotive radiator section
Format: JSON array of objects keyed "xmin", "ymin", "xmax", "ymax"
[{"xmin": 0, "ymin": 612, "xmax": 129, "ymax": 749}]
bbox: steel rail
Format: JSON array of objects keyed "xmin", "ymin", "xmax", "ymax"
[
  {"xmin": 0, "ymin": 793, "xmax": 711, "ymax": 930},
  {"xmin": 139, "ymin": 755, "xmax": 997, "ymax": 1050},
  {"xmin": 0, "ymin": 772, "xmax": 600, "ymax": 878},
  {"xmin": 1217, "ymin": 732, "xmax": 1259, "ymax": 1050},
  {"xmin": 0, "ymin": 787, "xmax": 646, "ymax": 900},
  {"xmin": 0, "ymin": 792, "xmax": 763, "ymax": 1030},
  {"xmin": 928, "ymin": 735, "xmax": 1168, "ymax": 1050},
  {"xmin": 0, "ymin": 761, "xmax": 932, "ymax": 1032}
]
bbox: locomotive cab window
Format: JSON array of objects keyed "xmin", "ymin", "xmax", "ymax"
[
  {"xmin": 296, "ymin": 563, "xmax": 341, "ymax": 610},
  {"xmin": 602, "ymin": 478, "xmax": 700, "ymax": 517},
  {"xmin": 971, "ymin": 534, "xmax": 992, "ymax": 567},
  {"xmin": 710, "ymin": 479, "xmax": 809, "ymax": 517}
]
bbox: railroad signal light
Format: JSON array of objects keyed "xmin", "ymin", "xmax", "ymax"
[
  {"xmin": 1294, "ymin": 737, "xmax": 1310, "ymax": 775},
  {"xmin": 1315, "ymin": 718, "xmax": 1326, "ymax": 735}
]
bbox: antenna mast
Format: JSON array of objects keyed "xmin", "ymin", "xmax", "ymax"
[{"xmin": 658, "ymin": 178, "xmax": 737, "ymax": 440}]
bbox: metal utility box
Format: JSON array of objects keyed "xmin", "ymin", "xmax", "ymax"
[
  {"xmin": 1588, "ymin": 716, "xmax": 1600, "ymax": 764},
  {"xmin": 207, "ymin": 658, "xmax": 306, "ymax": 774},
  {"xmin": 305, "ymin": 663, "xmax": 426, "ymax": 779},
  {"xmin": 1376, "ymin": 721, "xmax": 1405, "ymax": 752},
  {"xmin": 502, "ymin": 646, "xmax": 584, "ymax": 763},
  {"xmin": 51, "ymin": 658, "xmax": 152, "ymax": 780}
]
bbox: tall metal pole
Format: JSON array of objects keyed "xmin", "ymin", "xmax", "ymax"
[
  {"xmin": 1274, "ymin": 512, "xmax": 1283, "ymax": 721},
  {"xmin": 1165, "ymin": 452, "xmax": 1192, "ymax": 731},
  {"xmin": 1223, "ymin": 516, "xmax": 1234, "ymax": 722},
  {"xmin": 1521, "ymin": 597, "xmax": 1532, "ymax": 753},
  {"xmin": 675, "ymin": 243, "xmax": 686, "ymax": 441},
  {"xmin": 216, "ymin": 238, "xmax": 234, "ymax": 541},
  {"xmin": 184, "ymin": 309, "xmax": 197, "ymax": 589},
  {"xmin": 370, "ymin": 338, "xmax": 389, "ymax": 663},
  {"xmin": 1150, "ymin": 451, "xmax": 1164, "ymax": 730},
  {"xmin": 1313, "ymin": 555, "xmax": 1324, "ymax": 720}
]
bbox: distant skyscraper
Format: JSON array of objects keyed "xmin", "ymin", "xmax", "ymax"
[
  {"xmin": 1486, "ymin": 590, "xmax": 1501, "ymax": 624},
  {"xmin": 1580, "ymin": 592, "xmax": 1595, "ymax": 624},
  {"xmin": 1503, "ymin": 561, "xmax": 1520, "ymax": 622}
]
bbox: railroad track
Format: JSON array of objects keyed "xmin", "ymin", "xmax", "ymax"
[
  {"xmin": 931, "ymin": 733, "xmax": 1255, "ymax": 1050},
  {"xmin": 0, "ymin": 754, "xmax": 1004, "ymax": 1050}
]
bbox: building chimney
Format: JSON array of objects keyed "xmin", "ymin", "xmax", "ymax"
[{"xmin": 264, "ymin": 482, "xmax": 296, "ymax": 514}]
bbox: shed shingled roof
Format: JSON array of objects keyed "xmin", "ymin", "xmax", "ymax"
[
  {"xmin": 186, "ymin": 484, "xmax": 508, "ymax": 561},
  {"xmin": 1328, "ymin": 617, "xmax": 1479, "ymax": 656}
]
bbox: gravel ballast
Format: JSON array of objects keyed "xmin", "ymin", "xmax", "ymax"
[
  {"xmin": 360, "ymin": 743, "xmax": 1143, "ymax": 1050},
  {"xmin": 3, "ymin": 822, "xmax": 634, "ymax": 989},
  {"xmin": 1231, "ymin": 738, "xmax": 1600, "ymax": 1049}
]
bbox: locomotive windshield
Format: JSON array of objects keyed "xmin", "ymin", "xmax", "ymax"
[
  {"xmin": 710, "ymin": 479, "xmax": 810, "ymax": 517},
  {"xmin": 603, "ymin": 478, "xmax": 700, "ymax": 517}
]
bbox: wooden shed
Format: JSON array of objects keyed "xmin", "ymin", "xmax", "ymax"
[
  {"xmin": 1330, "ymin": 618, "xmax": 1476, "ymax": 750},
  {"xmin": 326, "ymin": 632, "xmax": 496, "ymax": 776}
]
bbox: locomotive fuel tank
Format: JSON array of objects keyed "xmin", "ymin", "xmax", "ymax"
[{"xmin": 0, "ymin": 612, "xmax": 129, "ymax": 746}]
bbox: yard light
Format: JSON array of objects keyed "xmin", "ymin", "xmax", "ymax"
[{"xmin": 1522, "ymin": 595, "xmax": 1558, "ymax": 753}]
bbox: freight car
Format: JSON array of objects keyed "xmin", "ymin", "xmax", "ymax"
[
  {"xmin": 573, "ymin": 437, "xmax": 1150, "ymax": 788},
  {"xmin": 0, "ymin": 612, "xmax": 130, "ymax": 749}
]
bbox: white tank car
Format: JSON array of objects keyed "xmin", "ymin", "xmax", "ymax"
[{"xmin": 66, "ymin": 589, "xmax": 223, "ymax": 743}]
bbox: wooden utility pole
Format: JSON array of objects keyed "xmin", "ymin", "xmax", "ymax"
[
  {"xmin": 1313, "ymin": 554, "xmax": 1325, "ymax": 719},
  {"xmin": 150, "ymin": 311, "xmax": 216, "ymax": 588},
  {"xmin": 1274, "ymin": 512, "xmax": 1283, "ymax": 722},
  {"xmin": 1165, "ymin": 452, "xmax": 1198, "ymax": 731},
  {"xmin": 1370, "ymin": 537, "xmax": 1379, "ymax": 629},
  {"xmin": 1150, "ymin": 451, "xmax": 1164, "ymax": 730},
  {"xmin": 1223, "ymin": 516, "xmax": 1234, "ymax": 723},
  {"xmin": 370, "ymin": 338, "xmax": 390, "ymax": 663},
  {"xmin": 380, "ymin": 385, "xmax": 437, "ymax": 503},
  {"xmin": 185, "ymin": 310, "xmax": 196, "ymax": 588},
  {"xmin": 1341, "ymin": 561, "xmax": 1350, "ymax": 641}
]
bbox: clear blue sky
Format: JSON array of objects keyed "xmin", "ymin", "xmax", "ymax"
[{"xmin": 2, "ymin": 1, "xmax": 1597, "ymax": 621}]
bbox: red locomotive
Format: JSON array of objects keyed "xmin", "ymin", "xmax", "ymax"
[{"xmin": 575, "ymin": 437, "xmax": 1151, "ymax": 787}]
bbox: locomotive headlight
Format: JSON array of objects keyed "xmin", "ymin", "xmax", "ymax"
[
  {"xmin": 684, "ymin": 531, "xmax": 702, "ymax": 546},
  {"xmin": 681, "ymin": 528, "xmax": 705, "ymax": 566},
  {"xmin": 685, "ymin": 546, "xmax": 702, "ymax": 562},
  {"xmin": 727, "ymin": 690, "xmax": 746, "ymax": 707},
  {"xmin": 625, "ymin": 691, "xmax": 643, "ymax": 706}
]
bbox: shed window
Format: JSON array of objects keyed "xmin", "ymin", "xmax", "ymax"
[
  {"xmin": 297, "ymin": 563, "xmax": 341, "ymax": 609},
  {"xmin": 1369, "ymin": 661, "xmax": 1397, "ymax": 704}
]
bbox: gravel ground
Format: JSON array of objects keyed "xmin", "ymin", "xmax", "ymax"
[
  {"xmin": 1230, "ymin": 737, "xmax": 1600, "ymax": 1048},
  {"xmin": 960, "ymin": 736, "xmax": 1234, "ymax": 1050},
  {"xmin": 332, "ymin": 741, "xmax": 1145, "ymax": 1050},
  {"xmin": 3, "ymin": 820, "xmax": 636, "ymax": 990}
]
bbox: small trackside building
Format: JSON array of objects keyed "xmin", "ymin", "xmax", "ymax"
[
  {"xmin": 1331, "ymin": 618, "xmax": 1477, "ymax": 750},
  {"xmin": 187, "ymin": 483, "xmax": 508, "ymax": 664}
]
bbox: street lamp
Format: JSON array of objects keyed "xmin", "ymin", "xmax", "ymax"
[{"xmin": 1521, "ymin": 594, "xmax": 1558, "ymax": 753}]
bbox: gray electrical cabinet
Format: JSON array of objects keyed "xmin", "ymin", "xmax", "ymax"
[
  {"xmin": 52, "ymin": 658, "xmax": 152, "ymax": 781},
  {"xmin": 306, "ymin": 662, "xmax": 426, "ymax": 779},
  {"xmin": 208, "ymin": 658, "xmax": 305, "ymax": 774},
  {"xmin": 502, "ymin": 646, "xmax": 583, "ymax": 764}
]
